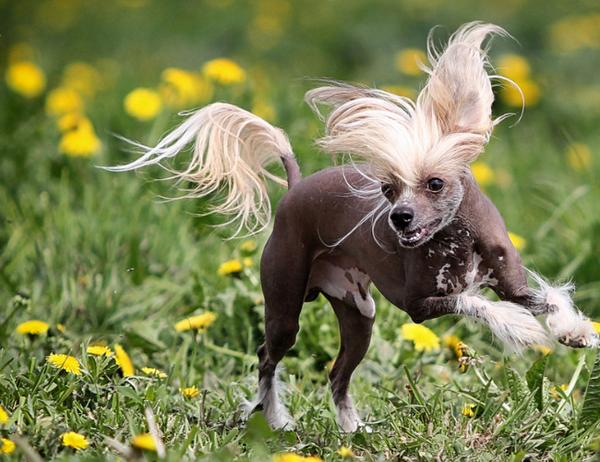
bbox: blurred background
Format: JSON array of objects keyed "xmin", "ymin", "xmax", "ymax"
[{"xmin": 1, "ymin": 1, "xmax": 600, "ymax": 458}]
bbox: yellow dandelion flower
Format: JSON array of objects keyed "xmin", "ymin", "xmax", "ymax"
[
  {"xmin": 16, "ymin": 320, "xmax": 49, "ymax": 335},
  {"xmin": 56, "ymin": 323, "xmax": 66, "ymax": 334},
  {"xmin": 508, "ymin": 232, "xmax": 526, "ymax": 252},
  {"xmin": 47, "ymin": 353, "xmax": 81, "ymax": 375},
  {"xmin": 240, "ymin": 240, "xmax": 257, "ymax": 252},
  {"xmin": 443, "ymin": 335, "xmax": 460, "ymax": 349},
  {"xmin": 174, "ymin": 312, "xmax": 217, "ymax": 332},
  {"xmin": 471, "ymin": 161, "xmax": 495, "ymax": 187},
  {"xmin": 497, "ymin": 54, "xmax": 531, "ymax": 81},
  {"xmin": 243, "ymin": 257, "xmax": 253, "ymax": 268},
  {"xmin": 8, "ymin": 42, "xmax": 36, "ymax": 63},
  {"xmin": 395, "ymin": 48, "xmax": 426, "ymax": 76},
  {"xmin": 500, "ymin": 80, "xmax": 540, "ymax": 108},
  {"xmin": 57, "ymin": 112, "xmax": 93, "ymax": 133},
  {"xmin": 124, "ymin": 87, "xmax": 162, "ymax": 121},
  {"xmin": 534, "ymin": 344, "xmax": 553, "ymax": 355},
  {"xmin": 304, "ymin": 457, "xmax": 323, "ymax": 462},
  {"xmin": 46, "ymin": 87, "xmax": 84, "ymax": 116},
  {"xmin": 141, "ymin": 367, "xmax": 167, "ymax": 379},
  {"xmin": 0, "ymin": 438, "xmax": 15, "ymax": 455},
  {"xmin": 160, "ymin": 67, "xmax": 213, "ymax": 108},
  {"xmin": 592, "ymin": 321, "xmax": 600, "ymax": 334},
  {"xmin": 87, "ymin": 345, "xmax": 113, "ymax": 357},
  {"xmin": 380, "ymin": 85, "xmax": 416, "ymax": 99},
  {"xmin": 5, "ymin": 61, "xmax": 46, "ymax": 98},
  {"xmin": 114, "ymin": 344, "xmax": 134, "ymax": 377},
  {"xmin": 202, "ymin": 58, "xmax": 246, "ymax": 85},
  {"xmin": 180, "ymin": 386, "xmax": 200, "ymax": 398},
  {"xmin": 550, "ymin": 383, "xmax": 569, "ymax": 399},
  {"xmin": 272, "ymin": 453, "xmax": 305, "ymax": 462},
  {"xmin": 61, "ymin": 431, "xmax": 89, "ymax": 450},
  {"xmin": 0, "ymin": 405, "xmax": 9, "ymax": 425},
  {"xmin": 462, "ymin": 403, "xmax": 476, "ymax": 417},
  {"xmin": 337, "ymin": 446, "xmax": 354, "ymax": 458},
  {"xmin": 62, "ymin": 62, "xmax": 102, "ymax": 98},
  {"xmin": 565, "ymin": 143, "xmax": 593, "ymax": 171},
  {"xmin": 59, "ymin": 124, "xmax": 101, "ymax": 157},
  {"xmin": 131, "ymin": 433, "xmax": 156, "ymax": 452},
  {"xmin": 401, "ymin": 323, "xmax": 440, "ymax": 352},
  {"xmin": 217, "ymin": 259, "xmax": 243, "ymax": 276},
  {"xmin": 251, "ymin": 99, "xmax": 276, "ymax": 123}
]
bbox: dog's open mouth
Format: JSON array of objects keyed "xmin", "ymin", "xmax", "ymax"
[{"xmin": 399, "ymin": 227, "xmax": 429, "ymax": 247}]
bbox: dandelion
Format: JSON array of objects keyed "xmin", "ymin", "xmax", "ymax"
[
  {"xmin": 592, "ymin": 321, "xmax": 600, "ymax": 334},
  {"xmin": 0, "ymin": 438, "xmax": 15, "ymax": 455},
  {"xmin": 395, "ymin": 48, "xmax": 426, "ymax": 76},
  {"xmin": 47, "ymin": 353, "xmax": 81, "ymax": 375},
  {"xmin": 272, "ymin": 454, "xmax": 306, "ymax": 462},
  {"xmin": 56, "ymin": 323, "xmax": 66, "ymax": 334},
  {"xmin": 401, "ymin": 323, "xmax": 440, "ymax": 352},
  {"xmin": 240, "ymin": 240, "xmax": 257, "ymax": 253},
  {"xmin": 533, "ymin": 344, "xmax": 553, "ymax": 355},
  {"xmin": 565, "ymin": 143, "xmax": 593, "ymax": 171},
  {"xmin": 114, "ymin": 344, "xmax": 135, "ymax": 377},
  {"xmin": 62, "ymin": 62, "xmax": 102, "ymax": 97},
  {"xmin": 508, "ymin": 232, "xmax": 526, "ymax": 252},
  {"xmin": 202, "ymin": 58, "xmax": 246, "ymax": 85},
  {"xmin": 500, "ymin": 80, "xmax": 540, "ymax": 108},
  {"xmin": 471, "ymin": 161, "xmax": 495, "ymax": 187},
  {"xmin": 243, "ymin": 257, "xmax": 253, "ymax": 268},
  {"xmin": 57, "ymin": 112, "xmax": 93, "ymax": 133},
  {"xmin": 87, "ymin": 345, "xmax": 113, "ymax": 357},
  {"xmin": 59, "ymin": 124, "xmax": 101, "ymax": 157},
  {"xmin": 217, "ymin": 259, "xmax": 243, "ymax": 276},
  {"xmin": 497, "ymin": 54, "xmax": 531, "ymax": 81},
  {"xmin": 124, "ymin": 87, "xmax": 162, "ymax": 121},
  {"xmin": 462, "ymin": 403, "xmax": 476, "ymax": 417},
  {"xmin": 5, "ymin": 61, "xmax": 46, "ymax": 98},
  {"xmin": 160, "ymin": 67, "xmax": 213, "ymax": 108},
  {"xmin": 337, "ymin": 446, "xmax": 354, "ymax": 457},
  {"xmin": 61, "ymin": 432, "xmax": 89, "ymax": 450},
  {"xmin": 131, "ymin": 433, "xmax": 156, "ymax": 452},
  {"xmin": 46, "ymin": 87, "xmax": 85, "ymax": 116},
  {"xmin": 380, "ymin": 85, "xmax": 416, "ymax": 99},
  {"xmin": 180, "ymin": 386, "xmax": 200, "ymax": 398},
  {"xmin": 142, "ymin": 367, "xmax": 167, "ymax": 379},
  {"xmin": 0, "ymin": 405, "xmax": 9, "ymax": 425},
  {"xmin": 16, "ymin": 320, "xmax": 49, "ymax": 335},
  {"xmin": 174, "ymin": 312, "xmax": 217, "ymax": 332}
]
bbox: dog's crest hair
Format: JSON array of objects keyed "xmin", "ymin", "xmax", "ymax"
[
  {"xmin": 102, "ymin": 103, "xmax": 294, "ymax": 236},
  {"xmin": 306, "ymin": 22, "xmax": 510, "ymax": 187}
]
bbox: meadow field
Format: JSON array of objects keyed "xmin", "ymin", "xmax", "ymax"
[{"xmin": 1, "ymin": 0, "xmax": 600, "ymax": 460}]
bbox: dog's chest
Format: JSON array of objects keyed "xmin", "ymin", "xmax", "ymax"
[{"xmin": 415, "ymin": 227, "xmax": 496, "ymax": 296}]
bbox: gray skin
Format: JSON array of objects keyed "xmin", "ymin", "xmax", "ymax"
[{"xmin": 257, "ymin": 160, "xmax": 544, "ymax": 410}]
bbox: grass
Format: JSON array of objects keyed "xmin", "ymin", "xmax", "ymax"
[{"xmin": 2, "ymin": 0, "xmax": 600, "ymax": 460}]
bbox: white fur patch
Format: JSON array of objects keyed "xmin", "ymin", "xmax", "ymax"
[
  {"xmin": 241, "ymin": 367, "xmax": 294, "ymax": 430},
  {"xmin": 528, "ymin": 271, "xmax": 599, "ymax": 348},
  {"xmin": 456, "ymin": 291, "xmax": 550, "ymax": 353},
  {"xmin": 335, "ymin": 396, "xmax": 362, "ymax": 433}
]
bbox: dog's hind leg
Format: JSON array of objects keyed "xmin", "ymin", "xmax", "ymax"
[
  {"xmin": 247, "ymin": 234, "xmax": 311, "ymax": 430},
  {"xmin": 325, "ymin": 295, "xmax": 374, "ymax": 432}
]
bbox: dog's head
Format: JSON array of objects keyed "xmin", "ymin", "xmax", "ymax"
[{"xmin": 307, "ymin": 22, "xmax": 511, "ymax": 248}]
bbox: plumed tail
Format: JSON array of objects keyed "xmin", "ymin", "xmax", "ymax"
[{"xmin": 102, "ymin": 103, "xmax": 299, "ymax": 236}]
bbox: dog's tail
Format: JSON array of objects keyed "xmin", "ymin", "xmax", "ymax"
[{"xmin": 102, "ymin": 103, "xmax": 300, "ymax": 236}]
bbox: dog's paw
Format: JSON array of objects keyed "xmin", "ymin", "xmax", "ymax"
[
  {"xmin": 559, "ymin": 332, "xmax": 599, "ymax": 349},
  {"xmin": 336, "ymin": 400, "xmax": 362, "ymax": 433}
]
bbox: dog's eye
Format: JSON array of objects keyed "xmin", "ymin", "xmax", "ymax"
[
  {"xmin": 381, "ymin": 183, "xmax": 394, "ymax": 200},
  {"xmin": 427, "ymin": 178, "xmax": 445, "ymax": 192}
]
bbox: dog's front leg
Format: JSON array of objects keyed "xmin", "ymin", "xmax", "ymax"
[{"xmin": 478, "ymin": 238, "xmax": 598, "ymax": 348}]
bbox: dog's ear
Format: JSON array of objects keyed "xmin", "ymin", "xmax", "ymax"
[{"xmin": 417, "ymin": 22, "xmax": 508, "ymax": 160}]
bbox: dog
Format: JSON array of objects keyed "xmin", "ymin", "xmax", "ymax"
[{"xmin": 105, "ymin": 22, "xmax": 598, "ymax": 432}]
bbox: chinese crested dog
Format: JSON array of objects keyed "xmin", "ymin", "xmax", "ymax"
[{"xmin": 106, "ymin": 22, "xmax": 598, "ymax": 432}]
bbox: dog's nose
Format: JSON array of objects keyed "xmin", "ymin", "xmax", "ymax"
[{"xmin": 390, "ymin": 207, "xmax": 414, "ymax": 229}]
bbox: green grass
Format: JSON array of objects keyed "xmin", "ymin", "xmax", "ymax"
[{"xmin": 2, "ymin": 1, "xmax": 600, "ymax": 460}]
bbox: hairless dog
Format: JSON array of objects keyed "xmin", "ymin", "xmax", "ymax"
[{"xmin": 105, "ymin": 22, "xmax": 598, "ymax": 432}]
